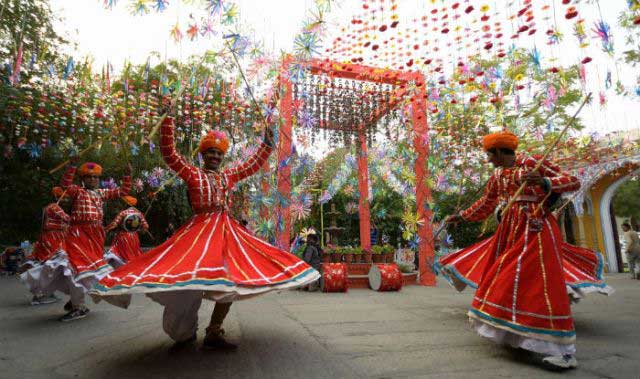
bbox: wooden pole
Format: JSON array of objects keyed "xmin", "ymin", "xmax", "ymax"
[
  {"xmin": 501, "ymin": 93, "xmax": 592, "ymax": 215},
  {"xmin": 48, "ymin": 141, "xmax": 100, "ymax": 175}
]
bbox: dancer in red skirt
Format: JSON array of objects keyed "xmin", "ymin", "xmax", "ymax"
[
  {"xmin": 104, "ymin": 196, "xmax": 149, "ymax": 268},
  {"xmin": 52, "ymin": 158, "xmax": 132, "ymax": 321},
  {"xmin": 90, "ymin": 116, "xmax": 320, "ymax": 350},
  {"xmin": 20, "ymin": 187, "xmax": 70, "ymax": 305},
  {"xmin": 439, "ymin": 130, "xmax": 612, "ymax": 370}
]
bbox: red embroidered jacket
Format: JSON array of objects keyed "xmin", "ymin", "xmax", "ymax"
[
  {"xmin": 461, "ymin": 154, "xmax": 580, "ymax": 222},
  {"xmin": 60, "ymin": 166, "xmax": 132, "ymax": 223},
  {"xmin": 160, "ymin": 117, "xmax": 272, "ymax": 213},
  {"xmin": 106, "ymin": 207, "xmax": 149, "ymax": 232},
  {"xmin": 42, "ymin": 203, "xmax": 70, "ymax": 231}
]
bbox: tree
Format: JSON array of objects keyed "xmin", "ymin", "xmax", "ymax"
[
  {"xmin": 0, "ymin": 52, "xmax": 259, "ymax": 244},
  {"xmin": 0, "ymin": 0, "xmax": 68, "ymax": 74},
  {"xmin": 613, "ymin": 177, "xmax": 640, "ymax": 222},
  {"xmin": 619, "ymin": 5, "xmax": 640, "ymax": 86}
]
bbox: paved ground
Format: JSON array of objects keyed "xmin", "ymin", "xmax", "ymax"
[{"xmin": 1, "ymin": 274, "xmax": 639, "ymax": 379}]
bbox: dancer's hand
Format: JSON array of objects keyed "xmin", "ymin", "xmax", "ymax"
[
  {"xmin": 69, "ymin": 155, "xmax": 80, "ymax": 166},
  {"xmin": 263, "ymin": 126, "xmax": 275, "ymax": 146},
  {"xmin": 522, "ymin": 171, "xmax": 544, "ymax": 186},
  {"xmin": 161, "ymin": 98, "xmax": 174, "ymax": 116},
  {"xmin": 444, "ymin": 214, "xmax": 463, "ymax": 224}
]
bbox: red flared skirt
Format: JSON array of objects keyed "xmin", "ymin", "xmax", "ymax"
[
  {"xmin": 109, "ymin": 231, "xmax": 143, "ymax": 263},
  {"xmin": 437, "ymin": 218, "xmax": 611, "ymax": 300},
  {"xmin": 90, "ymin": 212, "xmax": 320, "ymax": 307},
  {"xmin": 66, "ymin": 223, "xmax": 112, "ymax": 281},
  {"xmin": 31, "ymin": 230, "xmax": 66, "ymax": 262},
  {"xmin": 437, "ymin": 209, "xmax": 596, "ymax": 345}
]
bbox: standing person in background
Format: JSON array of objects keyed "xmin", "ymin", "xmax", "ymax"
[
  {"xmin": 622, "ymin": 222, "xmax": 640, "ymax": 279},
  {"xmin": 302, "ymin": 234, "xmax": 323, "ymax": 292}
]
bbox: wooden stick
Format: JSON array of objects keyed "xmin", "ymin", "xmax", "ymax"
[
  {"xmin": 552, "ymin": 191, "xmax": 582, "ymax": 218},
  {"xmin": 143, "ymin": 84, "xmax": 187, "ymax": 145},
  {"xmin": 144, "ymin": 229, "xmax": 156, "ymax": 241},
  {"xmin": 223, "ymin": 39, "xmax": 283, "ymax": 137},
  {"xmin": 437, "ymin": 93, "xmax": 591, "ymax": 243},
  {"xmin": 224, "ymin": 40, "xmax": 270, "ymax": 127},
  {"xmin": 501, "ymin": 93, "xmax": 592, "ymax": 215},
  {"xmin": 143, "ymin": 54, "xmax": 209, "ymax": 146},
  {"xmin": 48, "ymin": 141, "xmax": 100, "ymax": 175},
  {"xmin": 55, "ymin": 188, "xmax": 70, "ymax": 206}
]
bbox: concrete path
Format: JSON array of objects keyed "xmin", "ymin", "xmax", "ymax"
[{"xmin": 1, "ymin": 274, "xmax": 638, "ymax": 378}]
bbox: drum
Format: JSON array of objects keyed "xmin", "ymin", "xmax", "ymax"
[
  {"xmin": 322, "ymin": 263, "xmax": 348, "ymax": 293},
  {"xmin": 123, "ymin": 213, "xmax": 142, "ymax": 232},
  {"xmin": 368, "ymin": 263, "xmax": 403, "ymax": 291}
]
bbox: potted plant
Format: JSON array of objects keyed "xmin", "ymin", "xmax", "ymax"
[
  {"xmin": 383, "ymin": 244, "xmax": 395, "ymax": 263},
  {"xmin": 362, "ymin": 248, "xmax": 373, "ymax": 263},
  {"xmin": 351, "ymin": 247, "xmax": 363, "ymax": 263},
  {"xmin": 371, "ymin": 245, "xmax": 384, "ymax": 263},
  {"xmin": 324, "ymin": 246, "xmax": 336, "ymax": 263},
  {"xmin": 342, "ymin": 247, "xmax": 354, "ymax": 264},
  {"xmin": 329, "ymin": 246, "xmax": 341, "ymax": 263}
]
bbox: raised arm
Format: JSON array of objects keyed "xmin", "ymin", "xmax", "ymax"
[
  {"xmin": 59, "ymin": 165, "xmax": 79, "ymax": 197},
  {"xmin": 138, "ymin": 210, "xmax": 149, "ymax": 232},
  {"xmin": 225, "ymin": 141, "xmax": 273, "ymax": 185},
  {"xmin": 100, "ymin": 175, "xmax": 132, "ymax": 200},
  {"xmin": 460, "ymin": 175, "xmax": 500, "ymax": 222},
  {"xmin": 160, "ymin": 116, "xmax": 193, "ymax": 182},
  {"xmin": 106, "ymin": 211, "xmax": 125, "ymax": 232}
]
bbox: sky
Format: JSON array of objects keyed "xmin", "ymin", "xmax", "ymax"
[{"xmin": 48, "ymin": 0, "xmax": 640, "ymax": 144}]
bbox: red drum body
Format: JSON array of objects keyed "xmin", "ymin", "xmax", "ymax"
[
  {"xmin": 369, "ymin": 264, "xmax": 403, "ymax": 291},
  {"xmin": 322, "ymin": 263, "xmax": 348, "ymax": 293}
]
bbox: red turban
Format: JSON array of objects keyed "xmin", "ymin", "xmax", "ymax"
[
  {"xmin": 78, "ymin": 162, "xmax": 103, "ymax": 177},
  {"xmin": 198, "ymin": 130, "xmax": 230, "ymax": 154},
  {"xmin": 482, "ymin": 131, "xmax": 519, "ymax": 152}
]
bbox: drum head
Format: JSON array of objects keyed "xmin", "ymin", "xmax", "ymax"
[
  {"xmin": 368, "ymin": 265, "xmax": 382, "ymax": 291},
  {"xmin": 123, "ymin": 213, "xmax": 141, "ymax": 232}
]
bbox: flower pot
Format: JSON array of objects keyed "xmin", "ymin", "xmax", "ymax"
[
  {"xmin": 344, "ymin": 253, "xmax": 354, "ymax": 264},
  {"xmin": 363, "ymin": 252, "xmax": 373, "ymax": 263},
  {"xmin": 330, "ymin": 252, "xmax": 340, "ymax": 263},
  {"xmin": 385, "ymin": 252, "xmax": 395, "ymax": 263},
  {"xmin": 372, "ymin": 254, "xmax": 384, "ymax": 263}
]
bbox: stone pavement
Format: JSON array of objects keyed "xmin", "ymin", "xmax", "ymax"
[{"xmin": 1, "ymin": 274, "xmax": 639, "ymax": 379}]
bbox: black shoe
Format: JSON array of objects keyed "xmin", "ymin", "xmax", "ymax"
[
  {"xmin": 31, "ymin": 295, "xmax": 58, "ymax": 305},
  {"xmin": 60, "ymin": 307, "xmax": 89, "ymax": 322},
  {"xmin": 168, "ymin": 334, "xmax": 197, "ymax": 354},
  {"xmin": 202, "ymin": 334, "xmax": 238, "ymax": 351},
  {"xmin": 64, "ymin": 301, "xmax": 72, "ymax": 312}
]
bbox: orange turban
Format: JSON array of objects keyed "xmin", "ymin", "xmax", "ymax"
[
  {"xmin": 198, "ymin": 130, "xmax": 230, "ymax": 154},
  {"xmin": 122, "ymin": 195, "xmax": 137, "ymax": 207},
  {"xmin": 78, "ymin": 162, "xmax": 103, "ymax": 177},
  {"xmin": 51, "ymin": 187, "xmax": 65, "ymax": 199},
  {"xmin": 482, "ymin": 131, "xmax": 519, "ymax": 152}
]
